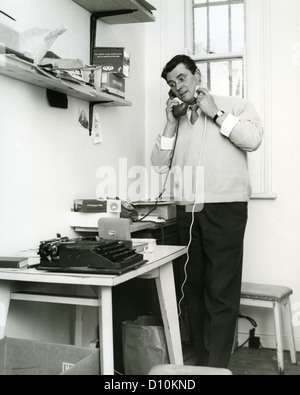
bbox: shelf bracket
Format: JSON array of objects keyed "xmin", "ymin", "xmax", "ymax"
[
  {"xmin": 90, "ymin": 9, "xmax": 137, "ymax": 63},
  {"xmin": 89, "ymin": 101, "xmax": 112, "ymax": 135}
]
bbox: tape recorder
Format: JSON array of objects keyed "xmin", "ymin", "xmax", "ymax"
[
  {"xmin": 70, "ymin": 199, "xmax": 139, "ymax": 229},
  {"xmin": 74, "ymin": 199, "xmax": 121, "ymax": 213}
]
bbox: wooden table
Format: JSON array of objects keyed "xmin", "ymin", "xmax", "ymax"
[{"xmin": 0, "ymin": 245, "xmax": 187, "ymax": 375}]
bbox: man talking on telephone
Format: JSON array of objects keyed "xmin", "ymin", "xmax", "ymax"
[{"xmin": 151, "ymin": 55, "xmax": 263, "ymax": 368}]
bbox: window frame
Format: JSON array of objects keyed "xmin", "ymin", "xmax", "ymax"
[
  {"xmin": 186, "ymin": 0, "xmax": 245, "ymax": 97},
  {"xmin": 184, "ymin": 0, "xmax": 277, "ymax": 200}
]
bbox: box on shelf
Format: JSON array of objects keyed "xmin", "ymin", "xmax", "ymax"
[
  {"xmin": 101, "ymin": 72, "xmax": 126, "ymax": 98},
  {"xmin": 0, "ymin": 337, "xmax": 99, "ymax": 375},
  {"xmin": 93, "ymin": 47, "xmax": 130, "ymax": 78}
]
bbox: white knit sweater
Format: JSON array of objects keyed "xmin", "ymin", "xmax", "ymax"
[{"xmin": 151, "ymin": 95, "xmax": 264, "ymax": 205}]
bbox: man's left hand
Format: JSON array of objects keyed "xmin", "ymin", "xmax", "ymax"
[{"xmin": 195, "ymin": 87, "xmax": 219, "ymax": 119}]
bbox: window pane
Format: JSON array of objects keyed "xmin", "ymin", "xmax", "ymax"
[
  {"xmin": 192, "ymin": 1, "xmax": 245, "ymax": 97},
  {"xmin": 232, "ymin": 59, "xmax": 243, "ymax": 97},
  {"xmin": 209, "ymin": 5, "xmax": 229, "ymax": 53},
  {"xmin": 194, "ymin": 8, "xmax": 208, "ymax": 55},
  {"xmin": 210, "ymin": 61, "xmax": 230, "ymax": 96},
  {"xmin": 197, "ymin": 63, "xmax": 208, "ymax": 87},
  {"xmin": 196, "ymin": 60, "xmax": 243, "ymax": 97},
  {"xmin": 231, "ymin": 4, "xmax": 245, "ymax": 52}
]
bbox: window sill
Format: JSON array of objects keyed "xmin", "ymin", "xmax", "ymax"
[{"xmin": 250, "ymin": 193, "xmax": 277, "ymax": 200}]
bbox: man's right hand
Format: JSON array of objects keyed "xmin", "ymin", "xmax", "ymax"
[{"xmin": 166, "ymin": 98, "xmax": 180, "ymax": 123}]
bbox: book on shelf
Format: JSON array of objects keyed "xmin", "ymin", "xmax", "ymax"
[{"xmin": 0, "ymin": 257, "xmax": 29, "ymax": 268}]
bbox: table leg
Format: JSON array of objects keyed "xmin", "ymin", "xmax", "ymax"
[
  {"xmin": 98, "ymin": 286, "xmax": 114, "ymax": 375},
  {"xmin": 0, "ymin": 281, "xmax": 11, "ymax": 339},
  {"xmin": 155, "ymin": 262, "xmax": 183, "ymax": 365}
]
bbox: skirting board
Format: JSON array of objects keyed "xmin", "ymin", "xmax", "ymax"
[{"xmin": 237, "ymin": 332, "xmax": 300, "ymax": 352}]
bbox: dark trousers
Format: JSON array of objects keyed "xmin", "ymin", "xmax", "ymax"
[{"xmin": 176, "ymin": 202, "xmax": 248, "ymax": 368}]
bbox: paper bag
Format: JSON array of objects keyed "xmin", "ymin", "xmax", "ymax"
[{"xmin": 122, "ymin": 316, "xmax": 169, "ymax": 375}]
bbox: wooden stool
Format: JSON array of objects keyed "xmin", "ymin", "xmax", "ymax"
[{"xmin": 240, "ymin": 282, "xmax": 297, "ymax": 374}]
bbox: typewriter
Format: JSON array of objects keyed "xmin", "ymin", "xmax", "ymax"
[{"xmin": 37, "ymin": 235, "xmax": 147, "ymax": 275}]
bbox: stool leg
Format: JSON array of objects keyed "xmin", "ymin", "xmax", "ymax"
[
  {"xmin": 0, "ymin": 282, "xmax": 11, "ymax": 339},
  {"xmin": 283, "ymin": 298, "xmax": 297, "ymax": 364},
  {"xmin": 274, "ymin": 301, "xmax": 285, "ymax": 374}
]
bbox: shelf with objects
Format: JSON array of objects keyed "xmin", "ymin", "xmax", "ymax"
[
  {"xmin": 0, "ymin": 52, "xmax": 132, "ymax": 134},
  {"xmin": 0, "ymin": 0, "xmax": 156, "ymax": 133},
  {"xmin": 0, "ymin": 54, "xmax": 132, "ymax": 105},
  {"xmin": 72, "ymin": 0, "xmax": 156, "ymax": 128}
]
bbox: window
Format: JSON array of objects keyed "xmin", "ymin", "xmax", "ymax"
[
  {"xmin": 188, "ymin": 0, "xmax": 245, "ymax": 97},
  {"xmin": 185, "ymin": 0, "xmax": 276, "ymax": 199}
]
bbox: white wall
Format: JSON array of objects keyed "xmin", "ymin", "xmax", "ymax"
[
  {"xmin": 0, "ymin": 0, "xmax": 146, "ymax": 344},
  {"xmin": 145, "ymin": 0, "xmax": 300, "ymax": 350},
  {"xmin": 241, "ymin": 0, "xmax": 300, "ymax": 350}
]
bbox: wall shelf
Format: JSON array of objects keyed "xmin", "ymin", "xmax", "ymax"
[
  {"xmin": 72, "ymin": 0, "xmax": 156, "ymax": 24},
  {"xmin": 0, "ymin": 1, "xmax": 156, "ymax": 133},
  {"xmin": 0, "ymin": 55, "xmax": 132, "ymax": 107}
]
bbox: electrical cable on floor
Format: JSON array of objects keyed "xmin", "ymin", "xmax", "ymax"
[
  {"xmin": 236, "ymin": 336, "xmax": 251, "ymax": 350},
  {"xmin": 235, "ymin": 313, "xmax": 258, "ymax": 350},
  {"xmin": 238, "ymin": 313, "xmax": 257, "ymax": 328}
]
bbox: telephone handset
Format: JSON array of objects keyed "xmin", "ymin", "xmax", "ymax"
[
  {"xmin": 168, "ymin": 87, "xmax": 200, "ymax": 118},
  {"xmin": 121, "ymin": 200, "xmax": 139, "ymax": 220},
  {"xmin": 168, "ymin": 90, "xmax": 189, "ymax": 118}
]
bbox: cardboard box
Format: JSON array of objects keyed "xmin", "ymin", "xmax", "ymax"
[
  {"xmin": 0, "ymin": 337, "xmax": 99, "ymax": 375},
  {"xmin": 101, "ymin": 72, "xmax": 126, "ymax": 98},
  {"xmin": 93, "ymin": 47, "xmax": 130, "ymax": 78}
]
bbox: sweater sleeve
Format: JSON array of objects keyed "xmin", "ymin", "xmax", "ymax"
[
  {"xmin": 227, "ymin": 99, "xmax": 264, "ymax": 152},
  {"xmin": 151, "ymin": 133, "xmax": 173, "ymax": 174}
]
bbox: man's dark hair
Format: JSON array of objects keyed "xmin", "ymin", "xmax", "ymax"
[{"xmin": 161, "ymin": 54, "xmax": 198, "ymax": 81}]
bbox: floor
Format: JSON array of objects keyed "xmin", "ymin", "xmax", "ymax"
[{"xmin": 183, "ymin": 345, "xmax": 300, "ymax": 375}]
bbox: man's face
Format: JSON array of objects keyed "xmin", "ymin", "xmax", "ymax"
[{"xmin": 166, "ymin": 63, "xmax": 201, "ymax": 104}]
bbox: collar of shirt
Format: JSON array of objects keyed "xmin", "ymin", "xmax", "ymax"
[{"xmin": 188, "ymin": 104, "xmax": 201, "ymax": 114}]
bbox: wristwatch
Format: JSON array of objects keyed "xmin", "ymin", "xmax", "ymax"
[{"xmin": 213, "ymin": 110, "xmax": 225, "ymax": 123}]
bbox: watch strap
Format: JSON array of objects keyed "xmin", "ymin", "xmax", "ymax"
[{"xmin": 213, "ymin": 110, "xmax": 225, "ymax": 123}]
